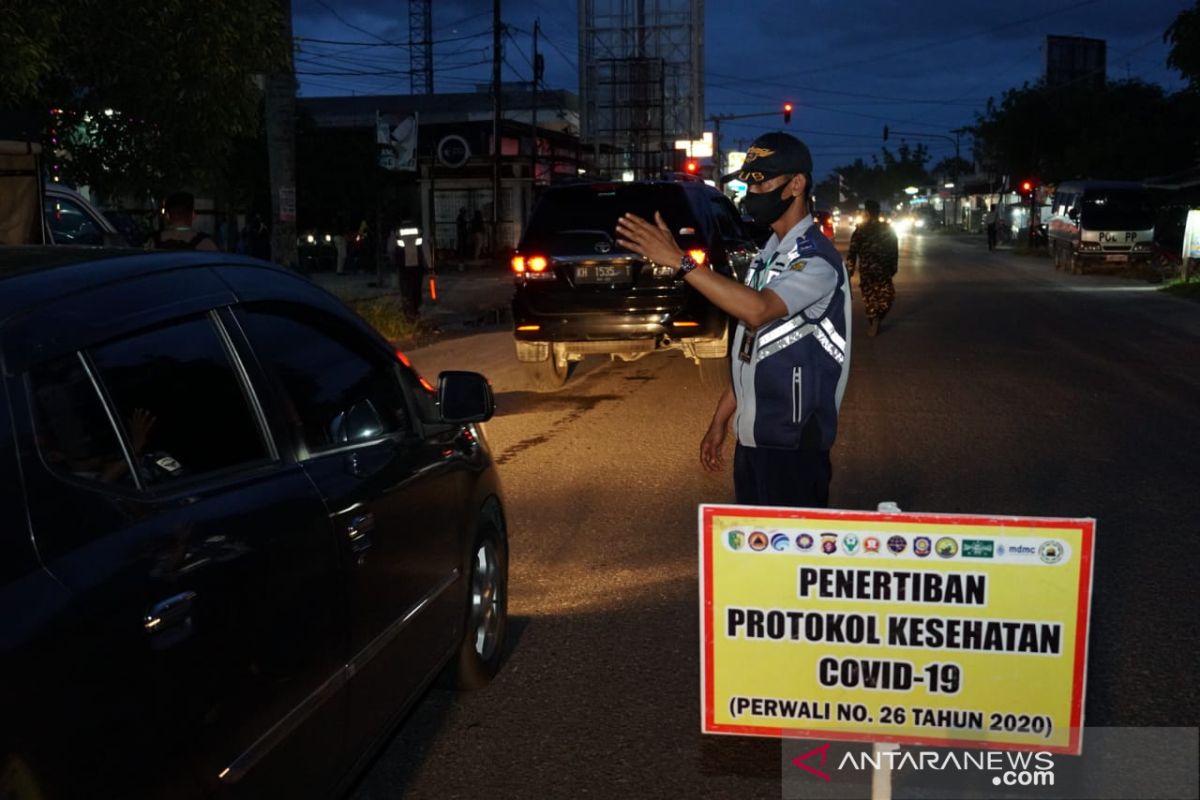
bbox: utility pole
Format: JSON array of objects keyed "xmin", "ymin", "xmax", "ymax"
[
  {"xmin": 492, "ymin": 0, "xmax": 502, "ymax": 256},
  {"xmin": 530, "ymin": 19, "xmax": 540, "ymax": 198},
  {"xmin": 265, "ymin": 0, "xmax": 297, "ymax": 268}
]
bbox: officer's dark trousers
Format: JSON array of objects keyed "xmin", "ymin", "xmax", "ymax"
[
  {"xmin": 399, "ymin": 266, "xmax": 423, "ymax": 316},
  {"xmin": 733, "ymin": 443, "xmax": 832, "ymax": 508}
]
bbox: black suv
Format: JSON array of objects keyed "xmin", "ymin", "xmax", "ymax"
[
  {"xmin": 510, "ymin": 180, "xmax": 759, "ymax": 389},
  {"xmin": 0, "ymin": 248, "xmax": 507, "ymax": 799}
]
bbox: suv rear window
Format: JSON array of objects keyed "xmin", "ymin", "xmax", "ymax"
[{"xmin": 523, "ymin": 185, "xmax": 701, "ymax": 248}]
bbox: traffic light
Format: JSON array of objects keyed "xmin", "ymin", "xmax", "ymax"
[
  {"xmin": 883, "ymin": 125, "xmax": 889, "ymax": 141},
  {"xmin": 684, "ymin": 159, "xmax": 699, "ymax": 175},
  {"xmin": 783, "ymin": 103, "xmax": 793, "ymax": 124},
  {"xmin": 1018, "ymin": 178, "xmax": 1037, "ymax": 197}
]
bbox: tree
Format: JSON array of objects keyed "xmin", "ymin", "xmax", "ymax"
[
  {"xmin": 1165, "ymin": 1, "xmax": 1200, "ymax": 90},
  {"xmin": 822, "ymin": 145, "xmax": 932, "ymax": 209},
  {"xmin": 972, "ymin": 79, "xmax": 1198, "ymax": 182},
  {"xmin": 0, "ymin": 0, "xmax": 289, "ymax": 201},
  {"xmin": 931, "ymin": 157, "xmax": 972, "ymax": 180}
]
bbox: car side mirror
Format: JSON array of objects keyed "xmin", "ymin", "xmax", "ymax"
[{"xmin": 437, "ymin": 370, "xmax": 494, "ymax": 423}]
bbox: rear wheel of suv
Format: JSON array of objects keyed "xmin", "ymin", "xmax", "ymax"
[{"xmin": 524, "ymin": 344, "xmax": 568, "ymax": 391}]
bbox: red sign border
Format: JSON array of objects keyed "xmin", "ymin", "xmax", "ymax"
[{"xmin": 699, "ymin": 505, "xmax": 1095, "ymax": 756}]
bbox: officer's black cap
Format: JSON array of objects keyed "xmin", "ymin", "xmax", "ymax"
[{"xmin": 720, "ymin": 132, "xmax": 814, "ymax": 185}]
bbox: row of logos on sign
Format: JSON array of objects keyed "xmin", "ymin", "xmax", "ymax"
[{"xmin": 724, "ymin": 529, "xmax": 1066, "ymax": 564}]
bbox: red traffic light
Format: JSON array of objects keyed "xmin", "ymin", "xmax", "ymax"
[
  {"xmin": 783, "ymin": 102, "xmax": 793, "ymax": 124},
  {"xmin": 684, "ymin": 159, "xmax": 699, "ymax": 174},
  {"xmin": 1021, "ymin": 180, "xmax": 1033, "ymax": 193}
]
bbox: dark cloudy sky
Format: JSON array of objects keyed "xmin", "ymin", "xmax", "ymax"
[{"xmin": 292, "ymin": 0, "xmax": 1190, "ymax": 178}]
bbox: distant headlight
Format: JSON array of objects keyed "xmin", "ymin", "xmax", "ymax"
[{"xmin": 915, "ymin": 218, "xmax": 926, "ymax": 228}]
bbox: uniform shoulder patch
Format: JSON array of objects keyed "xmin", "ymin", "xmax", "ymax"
[{"xmin": 796, "ymin": 236, "xmax": 818, "ymax": 254}]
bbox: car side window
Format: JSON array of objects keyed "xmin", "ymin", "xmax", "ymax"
[
  {"xmin": 29, "ymin": 354, "xmax": 134, "ymax": 486},
  {"xmin": 45, "ymin": 196, "xmax": 105, "ymax": 245},
  {"xmin": 88, "ymin": 314, "xmax": 271, "ymax": 487},
  {"xmin": 235, "ymin": 305, "xmax": 412, "ymax": 457}
]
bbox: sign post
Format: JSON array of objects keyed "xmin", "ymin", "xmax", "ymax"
[{"xmin": 700, "ymin": 505, "xmax": 1095, "ymax": 759}]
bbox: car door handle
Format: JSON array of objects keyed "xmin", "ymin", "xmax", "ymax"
[
  {"xmin": 144, "ymin": 591, "xmax": 197, "ymax": 635},
  {"xmin": 347, "ymin": 512, "xmax": 375, "ymax": 557}
]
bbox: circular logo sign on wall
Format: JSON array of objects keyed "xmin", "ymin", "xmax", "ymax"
[{"xmin": 437, "ymin": 135, "xmax": 471, "ymax": 168}]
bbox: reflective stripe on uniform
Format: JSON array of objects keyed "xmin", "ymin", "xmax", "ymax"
[{"xmin": 820, "ymin": 318, "xmax": 846, "ymax": 352}]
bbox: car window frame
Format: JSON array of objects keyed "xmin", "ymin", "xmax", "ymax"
[
  {"xmin": 25, "ymin": 350, "xmax": 142, "ymax": 496},
  {"xmin": 24, "ymin": 310, "xmax": 281, "ymax": 499},
  {"xmin": 85, "ymin": 310, "xmax": 278, "ymax": 495},
  {"xmin": 226, "ymin": 301, "xmax": 422, "ymax": 463}
]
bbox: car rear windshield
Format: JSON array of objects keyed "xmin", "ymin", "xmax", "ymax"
[
  {"xmin": 1081, "ymin": 190, "xmax": 1153, "ymax": 230},
  {"xmin": 523, "ymin": 185, "xmax": 700, "ymax": 250}
]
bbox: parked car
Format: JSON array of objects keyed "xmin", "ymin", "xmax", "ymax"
[
  {"xmin": 0, "ymin": 248, "xmax": 508, "ymax": 799},
  {"xmin": 510, "ymin": 180, "xmax": 759, "ymax": 390},
  {"xmin": 43, "ymin": 183, "xmax": 128, "ymax": 246}
]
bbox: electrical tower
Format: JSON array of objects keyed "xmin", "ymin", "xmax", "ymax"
[
  {"xmin": 579, "ymin": 0, "xmax": 704, "ymax": 179},
  {"xmin": 408, "ymin": 0, "xmax": 433, "ymax": 94}
]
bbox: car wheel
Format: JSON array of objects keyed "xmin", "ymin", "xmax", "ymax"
[
  {"xmin": 524, "ymin": 348, "xmax": 568, "ymax": 391},
  {"xmin": 451, "ymin": 524, "xmax": 508, "ymax": 689}
]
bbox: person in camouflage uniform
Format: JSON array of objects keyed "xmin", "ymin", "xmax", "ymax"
[{"xmin": 846, "ymin": 199, "xmax": 898, "ymax": 336}]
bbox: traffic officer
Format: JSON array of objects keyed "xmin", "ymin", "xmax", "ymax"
[
  {"xmin": 845, "ymin": 199, "xmax": 898, "ymax": 337},
  {"xmin": 387, "ymin": 218, "xmax": 433, "ymax": 316},
  {"xmin": 616, "ymin": 132, "xmax": 851, "ymax": 508}
]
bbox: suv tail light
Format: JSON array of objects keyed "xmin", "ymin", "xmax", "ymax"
[{"xmin": 512, "ymin": 254, "xmax": 556, "ymax": 281}]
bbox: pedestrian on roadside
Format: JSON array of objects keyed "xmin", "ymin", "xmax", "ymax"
[
  {"xmin": 984, "ymin": 203, "xmax": 1000, "ymax": 251},
  {"xmin": 456, "ymin": 208, "xmax": 469, "ymax": 261},
  {"xmin": 387, "ymin": 215, "xmax": 432, "ymax": 317},
  {"xmin": 470, "ymin": 209, "xmax": 485, "ymax": 260},
  {"xmin": 845, "ymin": 199, "xmax": 898, "ymax": 337},
  {"xmin": 615, "ymin": 132, "xmax": 851, "ymax": 509},
  {"xmin": 146, "ymin": 192, "xmax": 218, "ymax": 251},
  {"xmin": 333, "ymin": 230, "xmax": 347, "ymax": 274}
]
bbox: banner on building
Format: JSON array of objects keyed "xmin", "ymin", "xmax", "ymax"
[
  {"xmin": 377, "ymin": 112, "xmax": 418, "ymax": 172},
  {"xmin": 700, "ymin": 505, "xmax": 1095, "ymax": 754}
]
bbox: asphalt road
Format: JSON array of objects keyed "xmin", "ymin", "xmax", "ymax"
[{"xmin": 352, "ymin": 233, "xmax": 1200, "ymax": 799}]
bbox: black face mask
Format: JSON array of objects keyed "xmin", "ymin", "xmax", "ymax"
[{"xmin": 743, "ymin": 181, "xmax": 796, "ymax": 226}]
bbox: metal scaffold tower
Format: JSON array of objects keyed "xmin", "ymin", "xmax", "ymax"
[
  {"xmin": 409, "ymin": 0, "xmax": 433, "ymax": 94},
  {"xmin": 578, "ymin": 0, "xmax": 704, "ymax": 178}
]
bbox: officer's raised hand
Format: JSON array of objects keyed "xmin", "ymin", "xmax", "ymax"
[{"xmin": 615, "ymin": 211, "xmax": 683, "ymax": 266}]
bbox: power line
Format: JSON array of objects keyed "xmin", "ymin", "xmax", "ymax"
[
  {"xmin": 313, "ymin": 0, "xmax": 396, "ymax": 46},
  {"xmin": 294, "ymin": 30, "xmax": 492, "ymax": 48},
  {"xmin": 295, "ymin": 58, "xmax": 492, "ymax": 78}
]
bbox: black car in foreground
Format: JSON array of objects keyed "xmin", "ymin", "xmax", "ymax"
[
  {"xmin": 510, "ymin": 180, "xmax": 760, "ymax": 389},
  {"xmin": 0, "ymin": 248, "xmax": 508, "ymax": 799}
]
